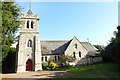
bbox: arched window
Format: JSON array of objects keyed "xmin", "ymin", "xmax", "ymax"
[
  {"xmin": 58, "ymin": 56, "xmax": 60, "ymax": 61},
  {"xmin": 27, "ymin": 21, "xmax": 29, "ymax": 28},
  {"xmin": 54, "ymin": 56, "xmax": 57, "ymax": 61},
  {"xmin": 79, "ymin": 51, "xmax": 81, "ymax": 57},
  {"xmin": 45, "ymin": 56, "xmax": 47, "ymax": 61},
  {"xmin": 31, "ymin": 21, "xmax": 34, "ymax": 29},
  {"xmin": 75, "ymin": 44, "xmax": 77, "ymax": 49},
  {"xmin": 42, "ymin": 57, "xmax": 44, "ymax": 61},
  {"xmin": 73, "ymin": 52, "xmax": 76, "ymax": 59},
  {"xmin": 27, "ymin": 40, "xmax": 32, "ymax": 47}
]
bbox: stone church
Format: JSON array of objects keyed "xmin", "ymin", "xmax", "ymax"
[{"xmin": 16, "ymin": 8, "xmax": 102, "ymax": 72}]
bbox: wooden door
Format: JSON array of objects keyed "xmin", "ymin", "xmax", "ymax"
[{"xmin": 26, "ymin": 59, "xmax": 33, "ymax": 71}]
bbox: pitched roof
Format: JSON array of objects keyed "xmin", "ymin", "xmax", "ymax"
[
  {"xmin": 27, "ymin": 9, "xmax": 33, "ymax": 15},
  {"xmin": 41, "ymin": 37, "xmax": 98, "ymax": 56},
  {"xmin": 80, "ymin": 42, "xmax": 100, "ymax": 57},
  {"xmin": 41, "ymin": 40, "xmax": 71, "ymax": 55},
  {"xmin": 81, "ymin": 42, "xmax": 98, "ymax": 51}
]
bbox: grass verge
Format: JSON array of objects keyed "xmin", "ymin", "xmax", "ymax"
[{"xmin": 56, "ymin": 63, "xmax": 120, "ymax": 80}]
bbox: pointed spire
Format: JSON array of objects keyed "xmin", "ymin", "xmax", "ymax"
[
  {"xmin": 27, "ymin": 8, "xmax": 33, "ymax": 15},
  {"xmin": 27, "ymin": 0, "xmax": 33, "ymax": 15}
]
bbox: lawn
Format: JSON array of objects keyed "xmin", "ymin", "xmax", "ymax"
[{"xmin": 56, "ymin": 63, "xmax": 120, "ymax": 80}]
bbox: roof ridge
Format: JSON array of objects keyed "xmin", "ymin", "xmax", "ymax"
[
  {"xmin": 81, "ymin": 42, "xmax": 89, "ymax": 43},
  {"xmin": 41, "ymin": 40, "xmax": 69, "ymax": 42}
]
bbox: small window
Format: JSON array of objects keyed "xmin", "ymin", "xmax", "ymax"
[
  {"xmin": 54, "ymin": 56, "xmax": 57, "ymax": 61},
  {"xmin": 42, "ymin": 57, "xmax": 44, "ymax": 61},
  {"xmin": 27, "ymin": 21, "xmax": 29, "ymax": 28},
  {"xmin": 31, "ymin": 21, "xmax": 34, "ymax": 28},
  {"xmin": 73, "ymin": 52, "xmax": 76, "ymax": 58},
  {"xmin": 45, "ymin": 56, "xmax": 47, "ymax": 61},
  {"xmin": 58, "ymin": 56, "xmax": 60, "ymax": 61},
  {"xmin": 75, "ymin": 44, "xmax": 77, "ymax": 49},
  {"xmin": 27, "ymin": 40, "xmax": 32, "ymax": 47},
  {"xmin": 79, "ymin": 51, "xmax": 81, "ymax": 57}
]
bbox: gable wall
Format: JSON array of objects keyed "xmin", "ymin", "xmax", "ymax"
[{"xmin": 65, "ymin": 38, "xmax": 88, "ymax": 60}]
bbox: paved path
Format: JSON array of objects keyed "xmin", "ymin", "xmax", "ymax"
[{"xmin": 1, "ymin": 71, "xmax": 72, "ymax": 80}]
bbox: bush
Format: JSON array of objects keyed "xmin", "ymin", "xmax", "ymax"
[
  {"xmin": 42, "ymin": 60, "xmax": 58, "ymax": 70},
  {"xmin": 60, "ymin": 54, "xmax": 75, "ymax": 67},
  {"xmin": 48, "ymin": 60, "xmax": 58, "ymax": 70},
  {"xmin": 42, "ymin": 61, "xmax": 48, "ymax": 70}
]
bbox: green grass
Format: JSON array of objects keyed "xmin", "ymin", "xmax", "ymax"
[
  {"xmin": 94, "ymin": 63, "xmax": 120, "ymax": 78},
  {"xmin": 56, "ymin": 63, "xmax": 120, "ymax": 80}
]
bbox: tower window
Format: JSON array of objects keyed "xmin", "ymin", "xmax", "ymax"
[
  {"xmin": 27, "ymin": 21, "xmax": 29, "ymax": 28},
  {"xmin": 79, "ymin": 51, "xmax": 81, "ymax": 57},
  {"xmin": 31, "ymin": 21, "xmax": 34, "ymax": 29},
  {"xmin": 27, "ymin": 40, "xmax": 32, "ymax": 47},
  {"xmin": 73, "ymin": 52, "xmax": 76, "ymax": 59},
  {"xmin": 75, "ymin": 44, "xmax": 77, "ymax": 49}
]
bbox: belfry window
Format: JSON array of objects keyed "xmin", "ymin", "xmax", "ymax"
[
  {"xmin": 27, "ymin": 21, "xmax": 29, "ymax": 28},
  {"xmin": 31, "ymin": 21, "xmax": 34, "ymax": 29},
  {"xmin": 27, "ymin": 40, "xmax": 32, "ymax": 47}
]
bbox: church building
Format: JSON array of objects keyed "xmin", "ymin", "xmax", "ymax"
[{"xmin": 16, "ymin": 8, "xmax": 102, "ymax": 72}]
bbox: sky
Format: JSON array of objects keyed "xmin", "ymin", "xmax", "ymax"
[{"xmin": 14, "ymin": 1, "xmax": 118, "ymax": 47}]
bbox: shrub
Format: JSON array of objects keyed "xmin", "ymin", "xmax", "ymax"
[
  {"xmin": 42, "ymin": 61, "xmax": 48, "ymax": 69},
  {"xmin": 48, "ymin": 60, "xmax": 58, "ymax": 70},
  {"xmin": 60, "ymin": 54, "xmax": 75, "ymax": 67}
]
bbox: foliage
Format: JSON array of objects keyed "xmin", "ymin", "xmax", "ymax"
[
  {"xmin": 1, "ymin": 0, "xmax": 21, "ymax": 60},
  {"xmin": 60, "ymin": 54, "xmax": 75, "ymax": 67},
  {"xmin": 48, "ymin": 60, "xmax": 58, "ymax": 70},
  {"xmin": 2, "ymin": 47, "xmax": 16, "ymax": 73},
  {"xmin": 42, "ymin": 60, "xmax": 58, "ymax": 70},
  {"xmin": 93, "ymin": 45, "xmax": 105, "ymax": 52},
  {"xmin": 42, "ymin": 61, "xmax": 48, "ymax": 69},
  {"xmin": 104, "ymin": 26, "xmax": 120, "ymax": 63}
]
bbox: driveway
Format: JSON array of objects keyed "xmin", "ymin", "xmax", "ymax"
[{"xmin": 1, "ymin": 71, "xmax": 72, "ymax": 80}]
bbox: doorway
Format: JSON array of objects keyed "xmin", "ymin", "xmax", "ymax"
[{"xmin": 26, "ymin": 59, "xmax": 33, "ymax": 71}]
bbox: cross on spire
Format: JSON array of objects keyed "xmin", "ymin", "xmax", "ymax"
[
  {"xmin": 27, "ymin": 0, "xmax": 33, "ymax": 15},
  {"xmin": 87, "ymin": 38, "xmax": 89, "ymax": 42},
  {"xmin": 29, "ymin": 0, "xmax": 31, "ymax": 9}
]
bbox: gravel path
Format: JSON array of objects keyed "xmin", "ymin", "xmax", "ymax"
[{"xmin": 1, "ymin": 71, "xmax": 72, "ymax": 80}]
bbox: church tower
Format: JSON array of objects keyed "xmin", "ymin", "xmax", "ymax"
[{"xmin": 16, "ymin": 8, "xmax": 42, "ymax": 72}]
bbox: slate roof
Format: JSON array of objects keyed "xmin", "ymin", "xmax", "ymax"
[
  {"xmin": 40, "ymin": 38, "xmax": 99, "ymax": 56},
  {"xmin": 81, "ymin": 42, "xmax": 98, "ymax": 51},
  {"xmin": 27, "ymin": 9, "xmax": 33, "ymax": 15},
  {"xmin": 80, "ymin": 42, "xmax": 101, "ymax": 57},
  {"xmin": 41, "ymin": 40, "xmax": 71, "ymax": 55}
]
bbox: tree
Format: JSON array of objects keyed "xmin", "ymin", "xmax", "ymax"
[
  {"xmin": 94, "ymin": 45, "xmax": 105, "ymax": 52},
  {"xmin": 1, "ymin": 1, "xmax": 21, "ymax": 60},
  {"xmin": 2, "ymin": 47, "xmax": 16, "ymax": 73},
  {"xmin": 60, "ymin": 54, "xmax": 75, "ymax": 67},
  {"xmin": 104, "ymin": 26, "xmax": 120, "ymax": 63}
]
